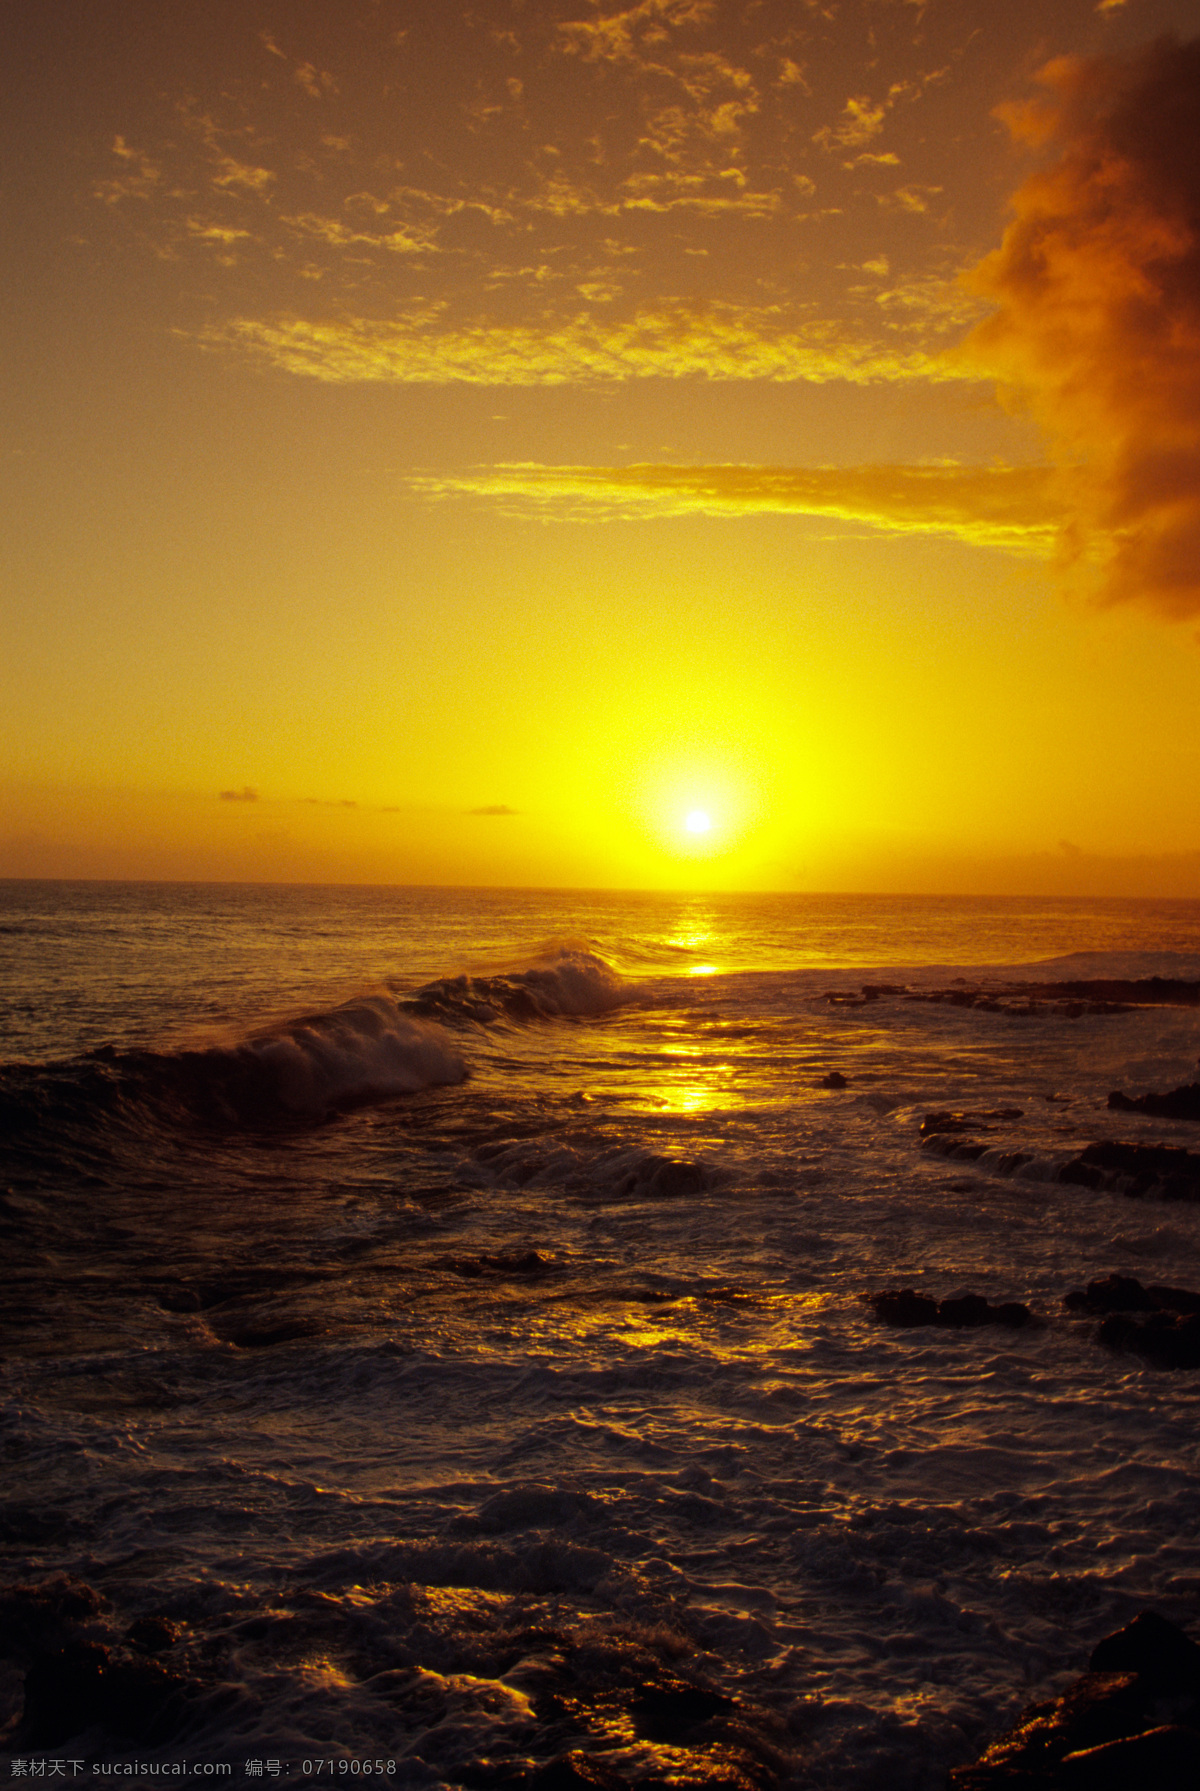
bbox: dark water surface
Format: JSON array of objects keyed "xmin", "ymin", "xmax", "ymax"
[{"xmin": 4, "ymin": 882, "xmax": 1200, "ymax": 1787}]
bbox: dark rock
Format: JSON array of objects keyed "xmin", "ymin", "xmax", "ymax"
[
  {"xmin": 938, "ymin": 1294, "xmax": 992, "ymax": 1328},
  {"xmin": 1060, "ymin": 1724, "xmax": 1200, "ymax": 1787},
  {"xmin": 1108, "ymin": 1083, "xmax": 1200, "ymax": 1120},
  {"xmin": 993, "ymin": 1302, "xmax": 1034, "ymax": 1328},
  {"xmin": 1089, "ymin": 1611, "xmax": 1200, "ymax": 1689},
  {"xmin": 870, "ymin": 1290, "xmax": 1032, "ymax": 1330},
  {"xmin": 103, "ymin": 1657, "xmax": 187, "ymax": 1740},
  {"xmin": 1064, "ymin": 1275, "xmax": 1157, "ymax": 1314},
  {"xmin": 951, "ymin": 1613, "xmax": 1200, "ymax": 1787},
  {"xmin": 0, "ymin": 1578, "xmax": 105, "ymax": 1661},
  {"xmin": 19, "ymin": 1642, "xmax": 187, "ymax": 1745},
  {"xmin": 1066, "ymin": 1142, "xmax": 1200, "ymax": 1200},
  {"xmin": 19, "ymin": 1642, "xmax": 110, "ymax": 1744},
  {"xmin": 924, "ymin": 1136, "xmax": 992, "ymax": 1162},
  {"xmin": 617, "ymin": 1156, "xmax": 707, "ymax": 1198},
  {"xmin": 1059, "ymin": 1161, "xmax": 1105, "ymax": 1190},
  {"xmin": 631, "ymin": 1678, "xmax": 734, "ymax": 1742},
  {"xmin": 870, "ymin": 1288, "xmax": 941, "ymax": 1326},
  {"xmin": 817, "ymin": 1071, "xmax": 847, "ymax": 1088}
]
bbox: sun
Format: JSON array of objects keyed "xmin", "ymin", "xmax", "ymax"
[{"xmin": 684, "ymin": 809, "xmax": 713, "ymax": 835}]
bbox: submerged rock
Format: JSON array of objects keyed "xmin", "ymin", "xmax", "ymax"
[
  {"xmin": 949, "ymin": 1611, "xmax": 1200, "ymax": 1788},
  {"xmin": 817, "ymin": 1070, "xmax": 848, "ymax": 1089}
]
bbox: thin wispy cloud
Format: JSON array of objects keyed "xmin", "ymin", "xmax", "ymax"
[{"xmin": 406, "ymin": 461, "xmax": 1062, "ymax": 553}]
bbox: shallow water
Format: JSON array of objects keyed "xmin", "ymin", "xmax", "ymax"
[{"xmin": 4, "ymin": 882, "xmax": 1200, "ymax": 1787}]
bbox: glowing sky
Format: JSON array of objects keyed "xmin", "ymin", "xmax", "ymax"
[{"xmin": 4, "ymin": 0, "xmax": 1200, "ymax": 891}]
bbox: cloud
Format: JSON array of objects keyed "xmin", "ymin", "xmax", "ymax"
[
  {"xmin": 405, "ymin": 461, "xmax": 1061, "ymax": 553},
  {"xmin": 958, "ymin": 36, "xmax": 1200, "ymax": 621},
  {"xmin": 209, "ymin": 306, "xmax": 955, "ymax": 386},
  {"xmin": 467, "ymin": 804, "xmax": 520, "ymax": 817},
  {"xmin": 94, "ymin": 137, "xmax": 162, "ymax": 204},
  {"xmin": 558, "ymin": 0, "xmax": 715, "ymax": 67},
  {"xmin": 814, "ymin": 96, "xmax": 888, "ymax": 152}
]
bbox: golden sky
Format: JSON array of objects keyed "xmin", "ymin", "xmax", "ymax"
[{"xmin": 3, "ymin": 0, "xmax": 1200, "ymax": 893}]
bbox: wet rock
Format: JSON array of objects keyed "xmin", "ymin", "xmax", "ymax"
[
  {"xmin": 870, "ymin": 1288, "xmax": 941, "ymax": 1326},
  {"xmin": 0, "ymin": 1578, "xmax": 106, "ymax": 1661},
  {"xmin": 1064, "ymin": 1276, "xmax": 1200, "ymax": 1318},
  {"xmin": 1057, "ymin": 1142, "xmax": 1200, "ymax": 1201},
  {"xmin": 1089, "ymin": 1611, "xmax": 1200, "ymax": 1689},
  {"xmin": 1108, "ymin": 1082, "xmax": 1200, "ymax": 1120},
  {"xmin": 869, "ymin": 1290, "xmax": 1032, "ymax": 1330},
  {"xmin": 631, "ymin": 1677, "xmax": 736, "ymax": 1743},
  {"xmin": 1064, "ymin": 1275, "xmax": 1157, "ymax": 1314},
  {"xmin": 1060, "ymin": 1725, "xmax": 1200, "ymax": 1787},
  {"xmin": 19, "ymin": 1641, "xmax": 188, "ymax": 1746},
  {"xmin": 949, "ymin": 1612, "xmax": 1200, "ymax": 1788},
  {"xmin": 1063, "ymin": 1279, "xmax": 1200, "ymax": 1368},
  {"xmin": 936, "ymin": 1293, "xmax": 993, "ymax": 1327},
  {"xmin": 617, "ymin": 1155, "xmax": 707, "ymax": 1198},
  {"xmin": 817, "ymin": 1071, "xmax": 847, "ymax": 1089},
  {"xmin": 924, "ymin": 1137, "xmax": 991, "ymax": 1162}
]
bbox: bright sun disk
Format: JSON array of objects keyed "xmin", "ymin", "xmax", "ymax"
[{"xmin": 684, "ymin": 809, "xmax": 712, "ymax": 834}]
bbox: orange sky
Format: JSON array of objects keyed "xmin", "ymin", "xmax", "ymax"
[{"xmin": 3, "ymin": 0, "xmax": 1199, "ymax": 894}]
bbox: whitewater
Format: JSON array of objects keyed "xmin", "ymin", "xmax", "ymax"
[{"xmin": 4, "ymin": 881, "xmax": 1200, "ymax": 1788}]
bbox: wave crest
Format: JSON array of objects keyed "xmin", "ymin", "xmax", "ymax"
[
  {"xmin": 408, "ymin": 948, "xmax": 630, "ymax": 1025},
  {"xmin": 0, "ymin": 993, "xmax": 466, "ymax": 1137}
]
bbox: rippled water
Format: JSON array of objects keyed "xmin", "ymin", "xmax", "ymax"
[{"xmin": 4, "ymin": 881, "xmax": 1200, "ymax": 1788}]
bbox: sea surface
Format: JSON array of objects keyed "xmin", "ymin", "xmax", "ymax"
[{"xmin": 4, "ymin": 881, "xmax": 1200, "ymax": 1787}]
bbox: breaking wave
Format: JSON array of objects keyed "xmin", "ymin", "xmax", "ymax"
[
  {"xmin": 407, "ymin": 946, "xmax": 631, "ymax": 1024},
  {"xmin": 0, "ymin": 992, "xmax": 466, "ymax": 1137}
]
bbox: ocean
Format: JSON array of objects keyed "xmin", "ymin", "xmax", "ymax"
[{"xmin": 4, "ymin": 879, "xmax": 1200, "ymax": 1788}]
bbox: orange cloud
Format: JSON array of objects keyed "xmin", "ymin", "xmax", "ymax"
[
  {"xmin": 959, "ymin": 37, "xmax": 1200, "ymax": 621},
  {"xmin": 212, "ymin": 307, "xmax": 951, "ymax": 385},
  {"xmin": 406, "ymin": 461, "xmax": 1061, "ymax": 554}
]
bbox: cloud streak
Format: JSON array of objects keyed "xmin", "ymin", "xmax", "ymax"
[
  {"xmin": 960, "ymin": 36, "xmax": 1200, "ymax": 620},
  {"xmin": 405, "ymin": 461, "xmax": 1061, "ymax": 553},
  {"xmin": 211, "ymin": 306, "xmax": 958, "ymax": 386}
]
